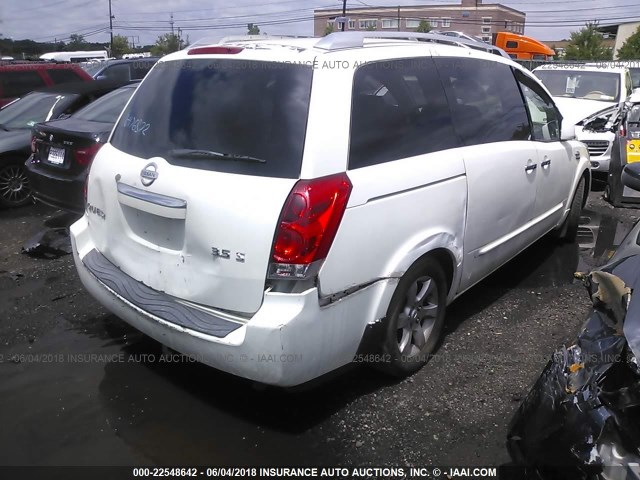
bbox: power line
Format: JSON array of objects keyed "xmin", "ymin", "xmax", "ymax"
[
  {"xmin": 30, "ymin": 25, "xmax": 110, "ymax": 42},
  {"xmin": 113, "ymin": 8, "xmax": 640, "ymax": 31},
  {"xmin": 3, "ymin": 0, "xmax": 95, "ymax": 21},
  {"xmin": 8, "ymin": 0, "xmax": 636, "ymax": 44},
  {"xmin": 109, "ymin": 0, "xmax": 114, "ymax": 55},
  {"xmin": 121, "ymin": 0, "xmax": 322, "ymax": 17}
]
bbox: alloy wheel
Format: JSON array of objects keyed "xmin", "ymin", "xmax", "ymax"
[
  {"xmin": 0, "ymin": 164, "xmax": 30, "ymax": 206},
  {"xmin": 396, "ymin": 275, "xmax": 439, "ymax": 358}
]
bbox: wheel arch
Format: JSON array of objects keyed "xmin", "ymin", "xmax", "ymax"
[
  {"xmin": 382, "ymin": 229, "xmax": 463, "ymax": 305},
  {"xmin": 420, "ymin": 248, "xmax": 456, "ymax": 298}
]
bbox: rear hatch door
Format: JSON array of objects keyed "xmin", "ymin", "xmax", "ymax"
[{"xmin": 86, "ymin": 57, "xmax": 313, "ymax": 314}]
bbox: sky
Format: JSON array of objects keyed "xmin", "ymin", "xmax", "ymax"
[{"xmin": 0, "ymin": 0, "xmax": 636, "ymax": 46}]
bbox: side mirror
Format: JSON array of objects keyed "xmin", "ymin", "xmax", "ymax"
[
  {"xmin": 560, "ymin": 119, "xmax": 575, "ymax": 141},
  {"xmin": 95, "ymin": 74, "xmax": 107, "ymax": 81},
  {"xmin": 622, "ymin": 163, "xmax": 640, "ymax": 192}
]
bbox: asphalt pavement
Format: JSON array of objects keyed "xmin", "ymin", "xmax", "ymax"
[{"xmin": 0, "ymin": 191, "xmax": 638, "ymax": 467}]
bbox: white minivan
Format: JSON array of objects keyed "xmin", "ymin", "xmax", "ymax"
[{"xmin": 71, "ymin": 33, "xmax": 591, "ymax": 386}]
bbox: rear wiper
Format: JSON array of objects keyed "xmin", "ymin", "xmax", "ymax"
[
  {"xmin": 0, "ymin": 123, "xmax": 9, "ymax": 132},
  {"xmin": 170, "ymin": 149, "xmax": 266, "ymax": 164}
]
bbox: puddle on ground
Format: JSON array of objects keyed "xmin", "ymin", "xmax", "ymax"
[
  {"xmin": 576, "ymin": 209, "xmax": 633, "ymax": 270},
  {"xmin": 0, "ymin": 317, "xmax": 382, "ymax": 466},
  {"xmin": 475, "ymin": 208, "xmax": 637, "ymax": 291}
]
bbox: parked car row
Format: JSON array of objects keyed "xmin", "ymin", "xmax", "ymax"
[
  {"xmin": 0, "ymin": 62, "xmax": 92, "ymax": 107},
  {"xmin": 0, "ymin": 56, "xmax": 159, "ymax": 208},
  {"xmin": 0, "ymin": 80, "xmax": 135, "ymax": 207},
  {"xmin": 27, "ymin": 83, "xmax": 138, "ymax": 213}
]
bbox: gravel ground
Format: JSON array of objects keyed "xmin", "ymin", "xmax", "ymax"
[{"xmin": 0, "ymin": 191, "xmax": 638, "ymax": 467}]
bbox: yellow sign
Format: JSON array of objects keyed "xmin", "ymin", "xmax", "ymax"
[{"xmin": 627, "ymin": 139, "xmax": 640, "ymax": 163}]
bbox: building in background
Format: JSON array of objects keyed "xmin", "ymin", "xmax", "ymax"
[
  {"xmin": 597, "ymin": 22, "xmax": 640, "ymax": 60},
  {"xmin": 313, "ymin": 0, "xmax": 526, "ymax": 43}
]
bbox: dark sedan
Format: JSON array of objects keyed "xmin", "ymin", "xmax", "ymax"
[
  {"xmin": 26, "ymin": 83, "xmax": 137, "ymax": 214},
  {"xmin": 0, "ymin": 80, "xmax": 129, "ymax": 208}
]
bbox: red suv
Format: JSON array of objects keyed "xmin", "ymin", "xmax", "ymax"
[{"xmin": 0, "ymin": 63, "xmax": 93, "ymax": 107}]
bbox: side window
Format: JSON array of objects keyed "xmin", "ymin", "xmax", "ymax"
[
  {"xmin": 434, "ymin": 57, "xmax": 531, "ymax": 146},
  {"xmin": 349, "ymin": 58, "xmax": 461, "ymax": 169},
  {"xmin": 515, "ymin": 70, "xmax": 561, "ymax": 142},
  {"xmin": 0, "ymin": 71, "xmax": 47, "ymax": 98},
  {"xmin": 132, "ymin": 61, "xmax": 155, "ymax": 80},
  {"xmin": 101, "ymin": 64, "xmax": 131, "ymax": 82},
  {"xmin": 47, "ymin": 68, "xmax": 84, "ymax": 84}
]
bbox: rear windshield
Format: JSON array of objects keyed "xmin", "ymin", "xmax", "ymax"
[
  {"xmin": 0, "ymin": 91, "xmax": 78, "ymax": 129},
  {"xmin": 111, "ymin": 59, "xmax": 313, "ymax": 179},
  {"xmin": 534, "ymin": 70, "xmax": 621, "ymax": 102},
  {"xmin": 73, "ymin": 86, "xmax": 134, "ymax": 123}
]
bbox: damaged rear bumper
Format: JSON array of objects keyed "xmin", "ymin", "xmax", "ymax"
[{"xmin": 70, "ymin": 216, "xmax": 396, "ymax": 386}]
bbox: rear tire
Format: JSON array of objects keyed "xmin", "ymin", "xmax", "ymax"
[
  {"xmin": 0, "ymin": 160, "xmax": 31, "ymax": 208},
  {"xmin": 377, "ymin": 257, "xmax": 447, "ymax": 377},
  {"xmin": 555, "ymin": 177, "xmax": 585, "ymax": 243}
]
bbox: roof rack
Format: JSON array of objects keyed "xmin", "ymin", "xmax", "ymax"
[
  {"xmin": 189, "ymin": 34, "xmax": 315, "ymax": 49},
  {"xmin": 314, "ymin": 31, "xmax": 509, "ymax": 58}
]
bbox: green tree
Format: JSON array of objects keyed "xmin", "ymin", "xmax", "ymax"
[
  {"xmin": 324, "ymin": 24, "xmax": 335, "ymax": 36},
  {"xmin": 111, "ymin": 35, "xmax": 130, "ymax": 58},
  {"xmin": 617, "ymin": 25, "xmax": 640, "ymax": 60},
  {"xmin": 564, "ymin": 22, "xmax": 610, "ymax": 61},
  {"xmin": 247, "ymin": 23, "xmax": 260, "ymax": 35},
  {"xmin": 67, "ymin": 34, "xmax": 87, "ymax": 50},
  {"xmin": 150, "ymin": 33, "xmax": 183, "ymax": 56},
  {"xmin": 416, "ymin": 20, "xmax": 432, "ymax": 33}
]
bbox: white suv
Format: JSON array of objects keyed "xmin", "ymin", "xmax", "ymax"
[
  {"xmin": 71, "ymin": 33, "xmax": 591, "ymax": 386},
  {"xmin": 533, "ymin": 64, "xmax": 633, "ymax": 173}
]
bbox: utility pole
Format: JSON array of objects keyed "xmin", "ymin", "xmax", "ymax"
[
  {"xmin": 108, "ymin": 0, "xmax": 114, "ymax": 55},
  {"xmin": 170, "ymin": 13, "xmax": 175, "ymax": 36},
  {"xmin": 341, "ymin": 0, "xmax": 346, "ymax": 31},
  {"xmin": 397, "ymin": 6, "xmax": 400, "ymax": 31}
]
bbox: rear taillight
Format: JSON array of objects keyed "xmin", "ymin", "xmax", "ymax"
[
  {"xmin": 620, "ymin": 124, "xmax": 627, "ymax": 137},
  {"xmin": 269, "ymin": 173, "xmax": 352, "ymax": 280},
  {"xmin": 74, "ymin": 143, "xmax": 103, "ymax": 167},
  {"xmin": 31, "ymin": 135, "xmax": 37, "ymax": 153}
]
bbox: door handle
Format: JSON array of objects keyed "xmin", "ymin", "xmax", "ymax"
[
  {"xmin": 541, "ymin": 159, "xmax": 551, "ymax": 168},
  {"xmin": 525, "ymin": 164, "xmax": 537, "ymax": 172}
]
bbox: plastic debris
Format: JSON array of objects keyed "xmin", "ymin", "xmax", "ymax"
[
  {"xmin": 21, "ymin": 227, "xmax": 72, "ymax": 259},
  {"xmin": 507, "ymin": 255, "xmax": 640, "ymax": 479}
]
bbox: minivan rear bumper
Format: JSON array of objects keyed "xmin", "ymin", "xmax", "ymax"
[{"xmin": 71, "ymin": 216, "xmax": 394, "ymax": 386}]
